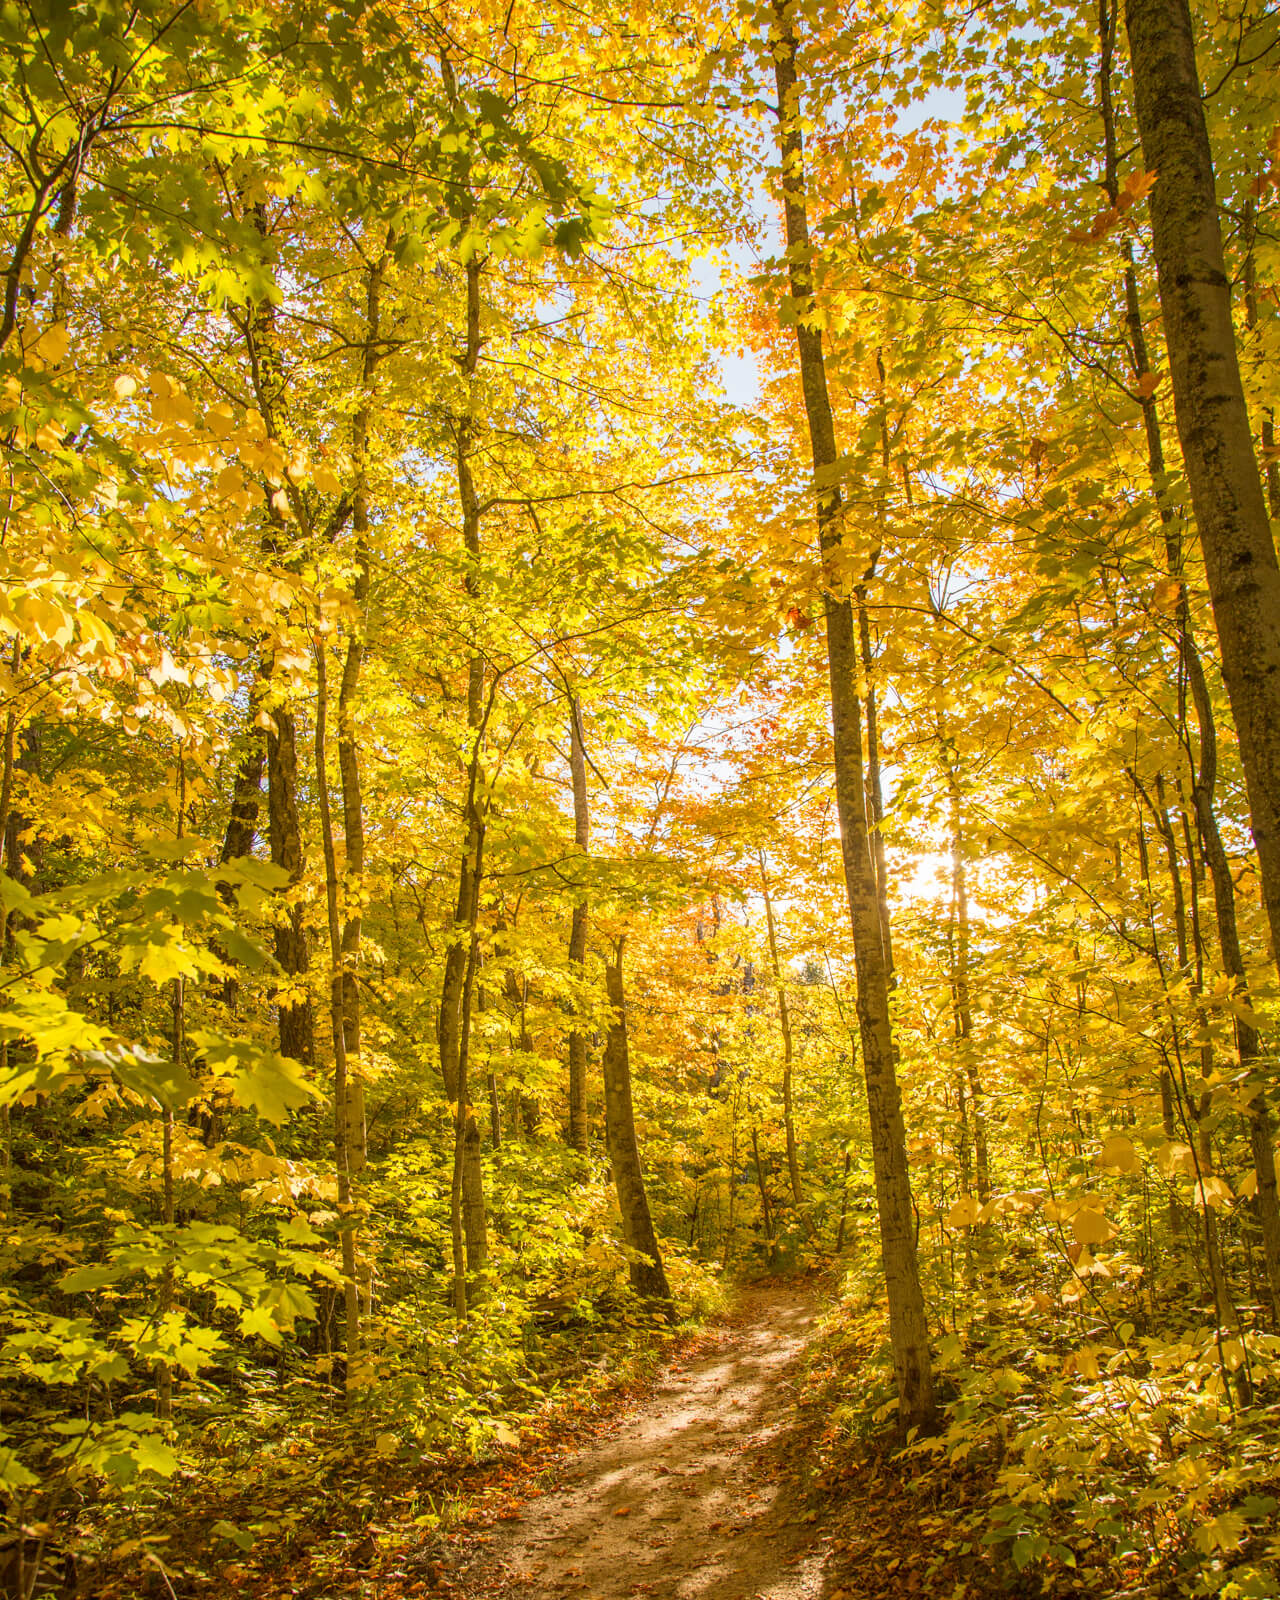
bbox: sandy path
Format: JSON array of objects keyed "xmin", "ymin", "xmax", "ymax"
[{"xmin": 463, "ymin": 1285, "xmax": 831, "ymax": 1600}]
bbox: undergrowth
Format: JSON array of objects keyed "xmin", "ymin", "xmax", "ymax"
[{"xmin": 801, "ymin": 1250, "xmax": 1280, "ymax": 1600}]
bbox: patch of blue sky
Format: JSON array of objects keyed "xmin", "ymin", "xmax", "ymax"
[{"xmin": 690, "ymin": 79, "xmax": 969, "ymax": 411}]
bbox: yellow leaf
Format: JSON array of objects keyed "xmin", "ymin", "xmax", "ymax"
[
  {"xmin": 77, "ymin": 610, "xmax": 116, "ymax": 648},
  {"xmin": 947, "ymin": 1194, "xmax": 979, "ymax": 1228},
  {"xmin": 1097, "ymin": 1135, "xmax": 1141, "ymax": 1173},
  {"xmin": 1065, "ymin": 1345, "xmax": 1100, "ymax": 1378},
  {"xmin": 1071, "ymin": 1206, "xmax": 1117, "ymax": 1246},
  {"xmin": 1156, "ymin": 1140, "xmax": 1196, "ymax": 1179},
  {"xmin": 1221, "ymin": 1338, "xmax": 1247, "ymax": 1371},
  {"xmin": 1194, "ymin": 1174, "xmax": 1233, "ymax": 1209},
  {"xmin": 113, "ymin": 373, "xmax": 138, "ymax": 400},
  {"xmin": 33, "ymin": 323, "xmax": 68, "ymax": 365},
  {"xmin": 137, "ymin": 937, "xmax": 201, "ymax": 985},
  {"xmin": 1238, "ymin": 1170, "xmax": 1259, "ymax": 1200}
]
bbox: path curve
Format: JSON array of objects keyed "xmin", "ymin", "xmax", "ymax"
[{"xmin": 463, "ymin": 1284, "xmax": 832, "ymax": 1600}]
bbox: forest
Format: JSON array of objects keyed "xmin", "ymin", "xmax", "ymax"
[{"xmin": 2, "ymin": 0, "xmax": 1280, "ymax": 1595}]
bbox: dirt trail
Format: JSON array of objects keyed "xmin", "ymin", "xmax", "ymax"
[{"xmin": 462, "ymin": 1285, "xmax": 832, "ymax": 1600}]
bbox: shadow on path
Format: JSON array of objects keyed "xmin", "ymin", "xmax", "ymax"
[{"xmin": 463, "ymin": 1285, "xmax": 839, "ymax": 1600}]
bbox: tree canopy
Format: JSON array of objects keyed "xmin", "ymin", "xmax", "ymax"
[{"xmin": 3, "ymin": 0, "xmax": 1280, "ymax": 1594}]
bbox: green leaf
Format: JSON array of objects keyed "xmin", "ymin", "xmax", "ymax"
[
  {"xmin": 218, "ymin": 924, "xmax": 273, "ymax": 971},
  {"xmin": 190, "ymin": 1030, "xmax": 317, "ymax": 1123},
  {"xmin": 211, "ymin": 1520, "xmax": 255, "ymax": 1552},
  {"xmin": 91, "ymin": 1047, "xmax": 198, "ymax": 1111},
  {"xmin": 131, "ymin": 1433, "xmax": 179, "ymax": 1478},
  {"xmin": 0, "ymin": 1447, "xmax": 39, "ymax": 1490}
]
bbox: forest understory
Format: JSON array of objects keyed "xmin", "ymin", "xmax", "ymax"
[{"xmin": 5, "ymin": 0, "xmax": 1280, "ymax": 1596}]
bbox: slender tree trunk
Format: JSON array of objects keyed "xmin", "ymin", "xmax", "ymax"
[
  {"xmin": 314, "ymin": 634, "xmax": 361, "ymax": 1389},
  {"xmin": 771, "ymin": 0, "xmax": 934, "ymax": 1432},
  {"xmin": 601, "ymin": 937, "xmax": 671, "ymax": 1305},
  {"xmin": 1136, "ymin": 817, "xmax": 1183, "ymax": 1235},
  {"xmin": 214, "ymin": 699, "xmax": 266, "ymax": 1031},
  {"xmin": 438, "ymin": 799, "xmax": 489, "ymax": 1276},
  {"xmin": 751, "ymin": 1122, "xmax": 775, "ymax": 1261},
  {"xmin": 0, "ymin": 697, "xmax": 15, "ymax": 1207},
  {"xmin": 266, "ymin": 701, "xmax": 313, "ymax": 1064},
  {"xmin": 452, "ymin": 898, "xmax": 484, "ymax": 1318},
  {"xmin": 858, "ymin": 598, "xmax": 894, "ymax": 975},
  {"xmin": 4, "ymin": 723, "xmax": 43, "ymax": 896},
  {"xmin": 438, "ymin": 250, "xmax": 491, "ymax": 1273},
  {"xmin": 156, "ymin": 749, "xmax": 186, "ymax": 1424},
  {"xmin": 335, "ymin": 256, "xmax": 385, "ymax": 1184},
  {"xmin": 835, "ymin": 1149, "xmax": 853, "ymax": 1253},
  {"xmin": 724, "ymin": 1083, "xmax": 740, "ymax": 1269},
  {"xmin": 1179, "ymin": 799, "xmax": 1240, "ymax": 1330},
  {"xmin": 500, "ymin": 953, "xmax": 539, "ymax": 1135},
  {"xmin": 946, "ymin": 781, "xmax": 991, "ymax": 1202},
  {"xmin": 1124, "ymin": 0, "xmax": 1280, "ymax": 973},
  {"xmin": 566, "ymin": 695, "xmax": 590, "ymax": 1152},
  {"xmin": 759, "ymin": 851, "xmax": 804, "ymax": 1214}
]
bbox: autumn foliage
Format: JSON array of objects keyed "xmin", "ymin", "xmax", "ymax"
[{"xmin": 1, "ymin": 0, "xmax": 1279, "ymax": 1595}]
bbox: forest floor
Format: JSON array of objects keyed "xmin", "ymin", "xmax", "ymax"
[
  {"xmin": 79, "ymin": 1278, "xmax": 1019, "ymax": 1600},
  {"xmin": 443, "ymin": 1282, "xmax": 837, "ymax": 1600}
]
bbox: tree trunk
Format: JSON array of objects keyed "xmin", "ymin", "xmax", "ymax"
[
  {"xmin": 214, "ymin": 706, "xmax": 265, "ymax": 1026},
  {"xmin": 1097, "ymin": 7, "xmax": 1280, "ymax": 1317},
  {"xmin": 335, "ymin": 255, "xmax": 384, "ymax": 1182},
  {"xmin": 566, "ymin": 695, "xmax": 590, "ymax": 1152},
  {"xmin": 724, "ymin": 1081, "xmax": 740, "ymax": 1269},
  {"xmin": 500, "ymin": 952, "xmax": 539, "ymax": 1136},
  {"xmin": 265, "ymin": 700, "xmax": 314, "ymax": 1065},
  {"xmin": 601, "ymin": 937, "xmax": 671, "ymax": 1304},
  {"xmin": 858, "ymin": 598, "xmax": 894, "ymax": 975},
  {"xmin": 438, "ymin": 808, "xmax": 489, "ymax": 1277},
  {"xmin": 220, "ymin": 736, "xmax": 265, "ymax": 872},
  {"xmin": 771, "ymin": 0, "xmax": 934, "ymax": 1433},
  {"xmin": 751, "ymin": 1121, "xmax": 775, "ymax": 1259},
  {"xmin": 947, "ymin": 782, "xmax": 991, "ymax": 1202},
  {"xmin": 1124, "ymin": 0, "xmax": 1280, "ymax": 973},
  {"xmin": 313, "ymin": 632, "xmax": 361, "ymax": 1388},
  {"xmin": 4, "ymin": 722, "xmax": 43, "ymax": 897},
  {"xmin": 1241, "ymin": 201, "xmax": 1280, "ymax": 518},
  {"xmin": 759, "ymin": 851, "xmax": 804, "ymax": 1213},
  {"xmin": 438, "ymin": 249, "xmax": 491, "ymax": 1275}
]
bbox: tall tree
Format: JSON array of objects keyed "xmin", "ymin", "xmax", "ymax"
[
  {"xmin": 1124, "ymin": 0, "xmax": 1280, "ymax": 973},
  {"xmin": 601, "ymin": 936, "xmax": 672, "ymax": 1305},
  {"xmin": 768, "ymin": 0, "xmax": 935, "ymax": 1431}
]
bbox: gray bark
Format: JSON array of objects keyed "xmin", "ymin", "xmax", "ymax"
[
  {"xmin": 771, "ymin": 0, "xmax": 934, "ymax": 1432},
  {"xmin": 1124, "ymin": 0, "xmax": 1280, "ymax": 974},
  {"xmin": 602, "ymin": 939, "xmax": 671, "ymax": 1305}
]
